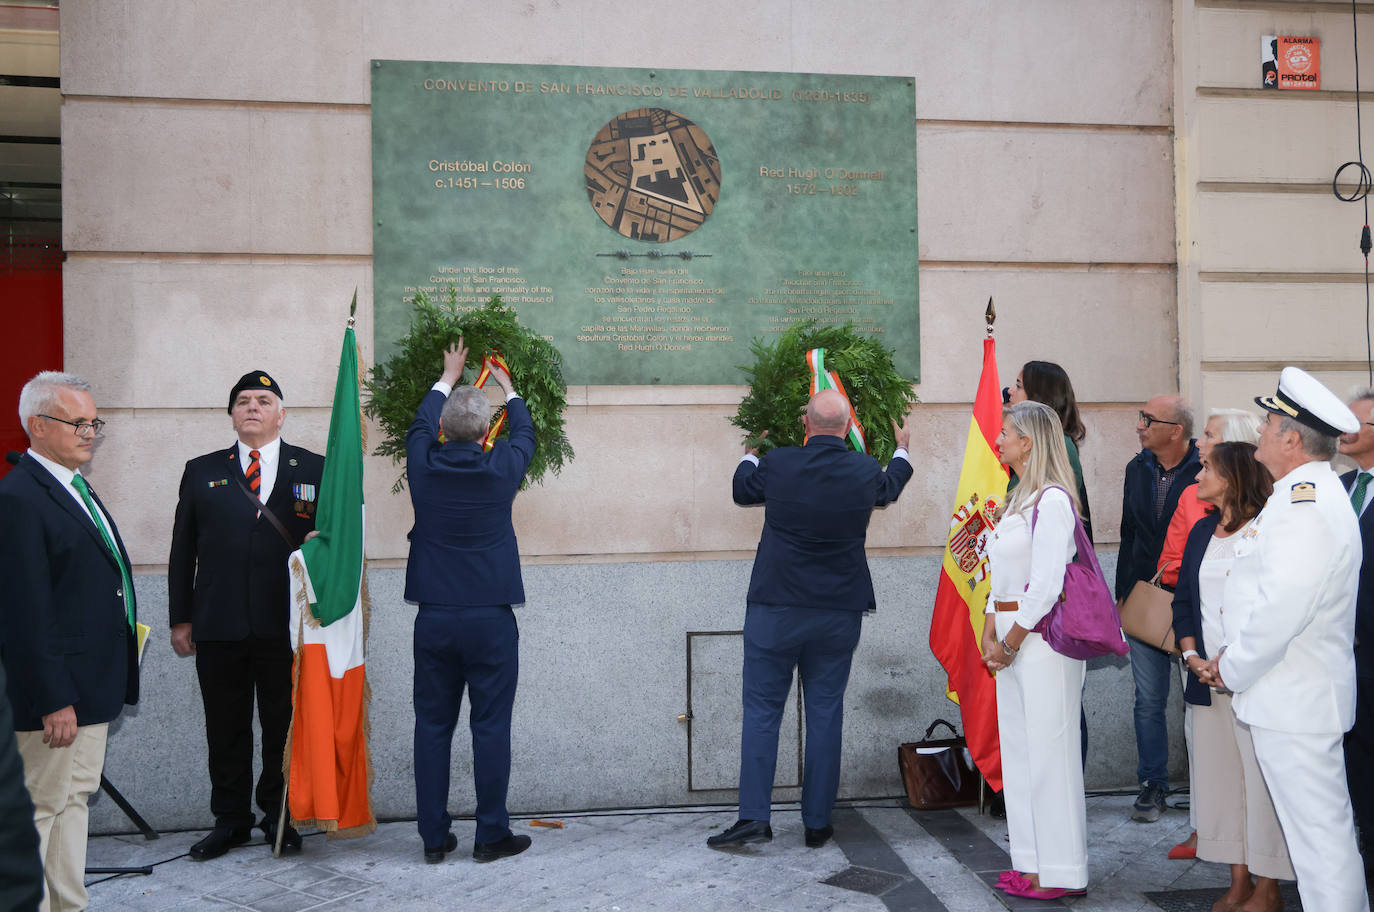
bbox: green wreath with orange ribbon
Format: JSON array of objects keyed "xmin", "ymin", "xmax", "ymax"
[
  {"xmin": 732, "ymin": 320, "xmax": 918, "ymax": 463},
  {"xmin": 364, "ymin": 289, "xmax": 574, "ymax": 492}
]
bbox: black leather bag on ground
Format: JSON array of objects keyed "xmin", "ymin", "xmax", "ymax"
[{"xmin": 899, "ymin": 718, "xmax": 982, "ymax": 809}]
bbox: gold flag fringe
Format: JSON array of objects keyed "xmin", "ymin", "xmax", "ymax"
[
  {"xmin": 291, "ymin": 556, "xmax": 323, "ymax": 630},
  {"xmin": 356, "ymin": 342, "xmax": 369, "ymax": 453}
]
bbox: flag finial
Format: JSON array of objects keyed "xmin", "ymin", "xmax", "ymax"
[
  {"xmin": 985, "ymin": 297, "xmax": 996, "ymax": 337},
  {"xmin": 348, "ymin": 288, "xmax": 358, "ymax": 328}
]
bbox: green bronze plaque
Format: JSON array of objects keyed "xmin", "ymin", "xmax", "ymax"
[{"xmin": 371, "ymin": 61, "xmax": 918, "ymax": 385}]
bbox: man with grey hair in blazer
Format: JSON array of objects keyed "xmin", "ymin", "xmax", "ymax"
[
  {"xmin": 405, "ymin": 339, "xmax": 535, "ymax": 865},
  {"xmin": 0, "ymin": 370, "xmax": 138, "ymax": 912}
]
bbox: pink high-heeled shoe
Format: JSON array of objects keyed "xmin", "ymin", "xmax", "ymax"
[
  {"xmin": 1003, "ymin": 879, "xmax": 1088, "ymax": 900},
  {"xmin": 995, "ymin": 871, "xmax": 1029, "ymax": 892}
]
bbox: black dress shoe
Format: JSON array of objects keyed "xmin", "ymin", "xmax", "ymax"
[
  {"xmin": 189, "ymin": 825, "xmax": 253, "ymax": 861},
  {"xmin": 804, "ymin": 825, "xmax": 834, "ymax": 848},
  {"xmin": 706, "ymin": 819, "xmax": 773, "ymax": 849},
  {"xmin": 424, "ymin": 832, "xmax": 458, "ymax": 864},
  {"xmin": 261, "ymin": 819, "xmax": 303, "ymax": 853},
  {"xmin": 473, "ymin": 833, "xmax": 531, "ymax": 863}
]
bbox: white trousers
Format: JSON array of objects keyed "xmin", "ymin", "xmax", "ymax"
[
  {"xmin": 16, "ymin": 723, "xmax": 107, "ymax": 912},
  {"xmin": 1250, "ymin": 725, "xmax": 1370, "ymax": 912},
  {"xmin": 995, "ymin": 625, "xmax": 1088, "ymax": 889}
]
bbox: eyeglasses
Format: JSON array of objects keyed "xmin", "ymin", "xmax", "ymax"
[
  {"xmin": 38, "ymin": 414, "xmax": 106, "ymax": 438},
  {"xmin": 1138, "ymin": 410, "xmax": 1181, "ymax": 429}
]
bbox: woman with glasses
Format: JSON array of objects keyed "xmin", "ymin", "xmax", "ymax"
[
  {"xmin": 980, "ymin": 401, "xmax": 1089, "ymax": 901},
  {"xmin": 1171, "ymin": 442, "xmax": 1290, "ymax": 911},
  {"xmin": 1155, "ymin": 409, "xmax": 1259, "ymax": 861}
]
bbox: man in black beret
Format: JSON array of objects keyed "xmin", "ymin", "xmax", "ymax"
[{"xmin": 168, "ymin": 371, "xmax": 324, "ymax": 860}]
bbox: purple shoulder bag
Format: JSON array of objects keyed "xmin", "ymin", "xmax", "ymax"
[{"xmin": 1027, "ymin": 486, "xmax": 1130, "ymax": 659}]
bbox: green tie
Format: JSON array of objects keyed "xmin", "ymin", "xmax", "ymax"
[
  {"xmin": 71, "ymin": 473, "xmax": 136, "ymax": 630},
  {"xmin": 1353, "ymin": 472, "xmax": 1373, "ymax": 516}
]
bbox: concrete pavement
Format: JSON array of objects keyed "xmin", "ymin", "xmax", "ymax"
[{"xmin": 83, "ymin": 794, "xmax": 1313, "ymax": 911}]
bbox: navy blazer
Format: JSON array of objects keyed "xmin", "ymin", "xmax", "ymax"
[
  {"xmin": 1341, "ymin": 469, "xmax": 1374, "ymax": 678},
  {"xmin": 0, "ymin": 455, "xmax": 138, "ymax": 730},
  {"xmin": 404, "ymin": 391, "xmax": 536, "ymax": 607},
  {"xmin": 734, "ymin": 435, "xmax": 913, "ymax": 613},
  {"xmin": 1115, "ymin": 441, "xmax": 1201, "ymax": 599},
  {"xmin": 168, "ymin": 441, "xmax": 324, "ymax": 641},
  {"xmin": 1171, "ymin": 511, "xmax": 1222, "ymax": 707}
]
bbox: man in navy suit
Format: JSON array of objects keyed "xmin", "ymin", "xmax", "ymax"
[
  {"xmin": 1339, "ymin": 387, "xmax": 1374, "ymax": 865},
  {"xmin": 708, "ymin": 389, "xmax": 913, "ymax": 850},
  {"xmin": 0, "ymin": 371, "xmax": 139, "ymax": 911},
  {"xmin": 406, "ymin": 339, "xmax": 535, "ymax": 865},
  {"xmin": 169, "ymin": 371, "xmax": 323, "ymax": 860}
]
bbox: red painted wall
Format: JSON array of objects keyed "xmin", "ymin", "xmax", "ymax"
[{"xmin": 0, "ymin": 262, "xmax": 63, "ymax": 477}]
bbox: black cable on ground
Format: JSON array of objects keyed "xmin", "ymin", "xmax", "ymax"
[
  {"xmin": 1334, "ymin": 0, "xmax": 1374, "ymax": 384},
  {"xmin": 84, "ymin": 851, "xmax": 190, "ymax": 888}
]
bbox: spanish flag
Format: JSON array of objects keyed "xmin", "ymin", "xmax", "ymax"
[
  {"xmin": 284, "ymin": 314, "xmax": 376, "ymax": 838},
  {"xmin": 928, "ymin": 335, "xmax": 1008, "ymax": 790}
]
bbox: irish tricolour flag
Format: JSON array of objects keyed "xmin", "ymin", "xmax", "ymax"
[{"xmin": 285, "ymin": 317, "xmax": 376, "ymax": 838}]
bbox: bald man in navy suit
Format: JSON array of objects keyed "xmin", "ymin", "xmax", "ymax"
[{"xmin": 708, "ymin": 389, "xmax": 913, "ymax": 850}]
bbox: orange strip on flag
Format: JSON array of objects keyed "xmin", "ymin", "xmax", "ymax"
[
  {"xmin": 928, "ymin": 336, "xmax": 1008, "ymax": 791},
  {"xmin": 288, "ymin": 640, "xmax": 372, "ymax": 832}
]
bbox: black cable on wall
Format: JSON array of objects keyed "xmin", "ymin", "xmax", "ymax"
[{"xmin": 1333, "ymin": 0, "xmax": 1374, "ymax": 384}]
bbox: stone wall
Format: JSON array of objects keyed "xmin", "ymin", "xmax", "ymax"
[{"xmin": 56, "ymin": 1, "xmax": 1187, "ymax": 833}]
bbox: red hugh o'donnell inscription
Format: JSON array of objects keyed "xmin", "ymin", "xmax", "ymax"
[{"xmin": 585, "ymin": 108, "xmax": 721, "ymax": 242}]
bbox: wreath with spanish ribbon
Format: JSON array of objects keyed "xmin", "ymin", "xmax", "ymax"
[
  {"xmin": 363, "ymin": 289, "xmax": 574, "ymax": 492},
  {"xmin": 731, "ymin": 320, "xmax": 918, "ymax": 463}
]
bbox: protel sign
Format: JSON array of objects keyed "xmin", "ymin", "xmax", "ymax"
[{"xmin": 1272, "ymin": 36, "xmax": 1320, "ymax": 90}]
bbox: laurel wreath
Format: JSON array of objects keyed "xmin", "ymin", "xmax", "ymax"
[
  {"xmin": 363, "ymin": 289, "xmax": 574, "ymax": 492},
  {"xmin": 731, "ymin": 320, "xmax": 918, "ymax": 463}
]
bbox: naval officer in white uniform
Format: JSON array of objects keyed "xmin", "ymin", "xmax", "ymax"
[{"xmin": 1201, "ymin": 366, "xmax": 1369, "ymax": 911}]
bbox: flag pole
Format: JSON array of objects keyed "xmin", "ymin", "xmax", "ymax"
[
  {"xmin": 273, "ymin": 607, "xmax": 301, "ymax": 858},
  {"xmin": 981, "ymin": 294, "xmax": 995, "ymax": 815}
]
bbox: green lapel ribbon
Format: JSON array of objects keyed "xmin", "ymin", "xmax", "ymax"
[
  {"xmin": 1353, "ymin": 472, "xmax": 1372, "ymax": 516},
  {"xmin": 72, "ymin": 473, "xmax": 136, "ymax": 630}
]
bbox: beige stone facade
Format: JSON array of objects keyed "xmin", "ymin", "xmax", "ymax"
[
  {"xmin": 38, "ymin": 1, "xmax": 1374, "ymax": 825},
  {"xmin": 57, "ymin": 0, "xmax": 1188, "ymax": 564},
  {"xmin": 1177, "ymin": 2, "xmax": 1374, "ymax": 415}
]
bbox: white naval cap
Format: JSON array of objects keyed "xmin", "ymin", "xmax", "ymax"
[{"xmin": 1254, "ymin": 366, "xmax": 1360, "ymax": 436}]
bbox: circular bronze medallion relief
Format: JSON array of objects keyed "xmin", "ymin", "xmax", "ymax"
[{"xmin": 585, "ymin": 108, "xmax": 721, "ymax": 242}]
